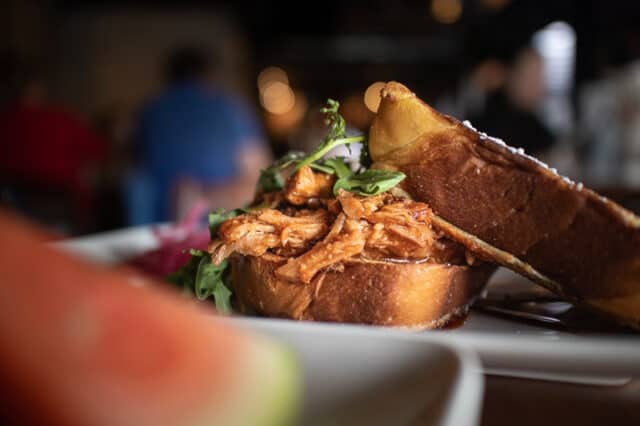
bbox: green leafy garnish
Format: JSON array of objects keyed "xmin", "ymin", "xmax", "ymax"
[
  {"xmin": 194, "ymin": 256, "xmax": 232, "ymax": 312},
  {"xmin": 333, "ymin": 169, "xmax": 406, "ymax": 196},
  {"xmin": 321, "ymin": 157, "xmax": 353, "ymax": 179},
  {"xmin": 359, "ymin": 138, "xmax": 372, "ymax": 169},
  {"xmin": 168, "ymin": 212, "xmax": 234, "ymax": 314},
  {"xmin": 167, "ymin": 249, "xmax": 233, "ymax": 314},
  {"xmin": 256, "ymin": 100, "xmax": 366, "ymax": 193},
  {"xmin": 257, "ymin": 168, "xmax": 284, "ymax": 192},
  {"xmin": 167, "ymin": 248, "xmax": 206, "ymax": 292},
  {"xmin": 313, "ymin": 157, "xmax": 405, "ymax": 196},
  {"xmin": 307, "ymin": 162, "xmax": 335, "ymax": 174},
  {"xmin": 255, "ymin": 99, "xmax": 404, "ymax": 197},
  {"xmin": 167, "ymin": 249, "xmax": 232, "ymax": 314},
  {"xmin": 294, "ymin": 100, "xmax": 365, "ymax": 171},
  {"xmin": 320, "ymin": 99, "xmax": 346, "ymax": 141}
]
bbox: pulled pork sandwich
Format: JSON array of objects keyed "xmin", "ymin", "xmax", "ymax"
[
  {"xmin": 169, "ymin": 84, "xmax": 640, "ymax": 330},
  {"xmin": 169, "ymin": 100, "xmax": 494, "ymax": 328}
]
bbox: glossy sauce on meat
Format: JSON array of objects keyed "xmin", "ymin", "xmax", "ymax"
[{"xmin": 210, "ymin": 166, "xmax": 471, "ymax": 284}]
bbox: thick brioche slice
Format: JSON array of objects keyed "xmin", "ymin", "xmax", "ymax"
[
  {"xmin": 370, "ymin": 81, "xmax": 640, "ymax": 327},
  {"xmin": 230, "ymin": 254, "xmax": 494, "ymax": 329}
]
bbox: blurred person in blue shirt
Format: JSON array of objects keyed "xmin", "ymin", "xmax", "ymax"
[{"xmin": 130, "ymin": 46, "xmax": 270, "ymax": 224}]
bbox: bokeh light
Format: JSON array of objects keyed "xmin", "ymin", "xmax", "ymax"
[
  {"xmin": 260, "ymin": 81, "xmax": 296, "ymax": 115},
  {"xmin": 481, "ymin": 0, "xmax": 511, "ymax": 11},
  {"xmin": 257, "ymin": 66, "xmax": 289, "ymax": 91},
  {"xmin": 431, "ymin": 0, "xmax": 462, "ymax": 24},
  {"xmin": 263, "ymin": 90, "xmax": 308, "ymax": 137}
]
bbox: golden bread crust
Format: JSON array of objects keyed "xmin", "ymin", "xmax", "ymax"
[
  {"xmin": 231, "ymin": 254, "xmax": 494, "ymax": 329},
  {"xmin": 370, "ymin": 81, "xmax": 640, "ymax": 328}
]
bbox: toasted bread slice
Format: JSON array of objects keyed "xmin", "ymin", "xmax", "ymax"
[
  {"xmin": 230, "ymin": 254, "xmax": 494, "ymax": 329},
  {"xmin": 370, "ymin": 82, "xmax": 640, "ymax": 327}
]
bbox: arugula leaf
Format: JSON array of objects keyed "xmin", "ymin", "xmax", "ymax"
[
  {"xmin": 256, "ymin": 101, "xmax": 364, "ymax": 192},
  {"xmin": 166, "ymin": 249, "xmax": 206, "ymax": 291},
  {"xmin": 359, "ymin": 138, "xmax": 372, "ymax": 169},
  {"xmin": 194, "ymin": 256, "xmax": 226, "ymax": 299},
  {"xmin": 294, "ymin": 135, "xmax": 363, "ymax": 171},
  {"xmin": 320, "ymin": 99, "xmax": 346, "ymax": 141},
  {"xmin": 212, "ymin": 275, "xmax": 233, "ymax": 313},
  {"xmin": 312, "ymin": 157, "xmax": 404, "ymax": 197},
  {"xmin": 255, "ymin": 99, "xmax": 402, "ymax": 199},
  {"xmin": 167, "ymin": 249, "xmax": 233, "ymax": 314},
  {"xmin": 308, "ymin": 162, "xmax": 335, "ymax": 174},
  {"xmin": 194, "ymin": 256, "xmax": 233, "ymax": 313},
  {"xmin": 257, "ymin": 168, "xmax": 285, "ymax": 192},
  {"xmin": 333, "ymin": 169, "xmax": 406, "ymax": 196},
  {"xmin": 295, "ymin": 100, "xmax": 364, "ymax": 171},
  {"xmin": 321, "ymin": 157, "xmax": 353, "ymax": 179}
]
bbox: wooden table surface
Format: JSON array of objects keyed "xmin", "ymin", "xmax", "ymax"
[{"xmin": 482, "ymin": 376, "xmax": 640, "ymax": 425}]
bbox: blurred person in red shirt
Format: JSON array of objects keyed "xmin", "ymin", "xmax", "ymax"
[{"xmin": 0, "ymin": 53, "xmax": 105, "ymax": 233}]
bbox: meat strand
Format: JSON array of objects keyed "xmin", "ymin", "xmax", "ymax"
[{"xmin": 209, "ymin": 173, "xmax": 469, "ymax": 283}]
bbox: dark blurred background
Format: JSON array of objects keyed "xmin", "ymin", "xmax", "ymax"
[{"xmin": 2, "ymin": 0, "xmax": 640, "ymax": 235}]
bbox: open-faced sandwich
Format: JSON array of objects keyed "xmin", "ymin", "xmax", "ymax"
[
  {"xmin": 169, "ymin": 99, "xmax": 494, "ymax": 329},
  {"xmin": 170, "ymin": 83, "xmax": 640, "ymax": 330}
]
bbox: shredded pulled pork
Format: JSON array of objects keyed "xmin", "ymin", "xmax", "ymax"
[
  {"xmin": 210, "ymin": 168, "xmax": 466, "ymax": 283},
  {"xmin": 276, "ymin": 213, "xmax": 368, "ymax": 283},
  {"xmin": 284, "ymin": 166, "xmax": 335, "ymax": 206},
  {"xmin": 211, "ymin": 208, "xmax": 331, "ymax": 265}
]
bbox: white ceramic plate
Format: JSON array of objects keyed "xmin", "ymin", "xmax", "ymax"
[
  {"xmin": 233, "ymin": 318, "xmax": 483, "ymax": 426},
  {"xmin": 59, "ymin": 226, "xmax": 640, "ymax": 384}
]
